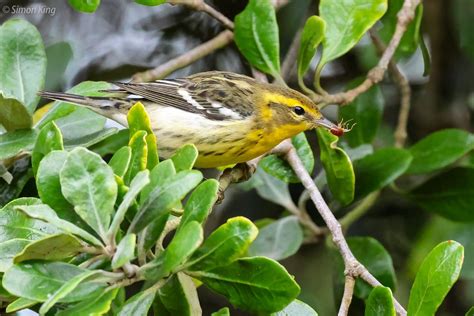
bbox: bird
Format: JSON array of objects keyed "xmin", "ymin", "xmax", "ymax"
[{"xmin": 39, "ymin": 71, "xmax": 343, "ymax": 168}]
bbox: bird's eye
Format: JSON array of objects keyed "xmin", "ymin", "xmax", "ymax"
[{"xmin": 293, "ymin": 106, "xmax": 305, "ymax": 115}]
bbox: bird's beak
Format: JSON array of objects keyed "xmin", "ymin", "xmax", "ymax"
[{"xmin": 314, "ymin": 117, "xmax": 338, "ymax": 130}]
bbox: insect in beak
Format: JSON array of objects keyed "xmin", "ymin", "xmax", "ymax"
[{"xmin": 315, "ymin": 117, "xmax": 355, "ymax": 136}]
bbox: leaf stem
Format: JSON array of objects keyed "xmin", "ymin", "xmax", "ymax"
[{"xmin": 339, "ymin": 191, "xmax": 380, "ymax": 231}]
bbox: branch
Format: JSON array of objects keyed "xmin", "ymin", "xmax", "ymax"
[
  {"xmin": 338, "ymin": 275, "xmax": 356, "ymax": 316},
  {"xmin": 132, "ymin": 30, "xmax": 233, "ymax": 82},
  {"xmin": 169, "ymin": 0, "xmax": 234, "ymax": 30},
  {"xmin": 277, "ymin": 139, "xmax": 407, "ymax": 316},
  {"xmin": 281, "ymin": 29, "xmax": 301, "ymax": 82},
  {"xmin": 321, "ymin": 0, "xmax": 421, "ymax": 105}
]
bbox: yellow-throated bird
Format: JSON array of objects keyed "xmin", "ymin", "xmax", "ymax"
[{"xmin": 40, "ymin": 71, "xmax": 342, "ymax": 168}]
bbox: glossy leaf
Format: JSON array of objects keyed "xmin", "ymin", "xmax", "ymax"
[
  {"xmin": 319, "ymin": 0, "xmax": 387, "ymax": 66},
  {"xmin": 112, "ymin": 233, "xmax": 136, "ymax": 269},
  {"xmin": 0, "ymin": 19, "xmax": 46, "ymax": 114},
  {"xmin": 142, "ymin": 213, "xmax": 169, "ymax": 251},
  {"xmin": 31, "ymin": 122, "xmax": 63, "ymax": 175},
  {"xmin": 248, "ymin": 216, "xmax": 303, "ymax": 261},
  {"xmin": 39, "ymin": 269, "xmax": 101, "ymax": 314},
  {"xmin": 317, "ymin": 128, "xmax": 355, "ymax": 205},
  {"xmin": 3, "ymin": 261, "xmax": 105, "ymax": 302},
  {"xmin": 60, "ymin": 147, "xmax": 117, "ymax": 239},
  {"xmin": 0, "ymin": 129, "xmax": 37, "ymax": 161},
  {"xmin": 14, "ymin": 233, "xmax": 83, "ymax": 263},
  {"xmin": 251, "ymin": 168, "xmax": 295, "ymax": 211},
  {"xmin": 0, "ymin": 198, "xmax": 60, "ymax": 243},
  {"xmin": 407, "ymin": 129, "xmax": 474, "ymax": 174},
  {"xmin": 109, "ymin": 146, "xmax": 132, "ymax": 178},
  {"xmin": 158, "ymin": 272, "xmax": 202, "ymax": 316},
  {"xmin": 234, "ymin": 0, "xmax": 281, "ymax": 77},
  {"xmin": 141, "ymin": 159, "xmax": 176, "ymax": 200},
  {"xmin": 68, "ymin": 0, "xmax": 101, "ymax": 13},
  {"xmin": 354, "ymin": 148, "xmax": 412, "ymax": 198},
  {"xmin": 141, "ymin": 221, "xmax": 203, "ymax": 281},
  {"xmin": 135, "ymin": 0, "xmax": 166, "ymax": 6},
  {"xmin": 17, "ymin": 204, "xmax": 103, "ymax": 247},
  {"xmin": 0, "ymin": 93, "xmax": 32, "ymax": 131},
  {"xmin": 56, "ymin": 288, "xmax": 119, "ymax": 316},
  {"xmin": 409, "ymin": 167, "xmax": 474, "ymax": 221},
  {"xmin": 179, "ymin": 179, "xmax": 219, "ymax": 232},
  {"xmin": 212, "ymin": 307, "xmax": 231, "ymax": 316},
  {"xmin": 260, "ymin": 133, "xmax": 314, "ymax": 183},
  {"xmin": 0, "ymin": 239, "xmax": 30, "ymax": 272},
  {"xmin": 196, "ymin": 257, "xmax": 300, "ymax": 313},
  {"xmin": 6, "ymin": 297, "xmax": 38, "ymax": 313},
  {"xmin": 36, "ymin": 151, "xmax": 80, "ymax": 224},
  {"xmin": 365, "ymin": 286, "xmax": 395, "ymax": 316},
  {"xmin": 408, "ymin": 241, "xmax": 464, "ymax": 316},
  {"xmin": 130, "ymin": 170, "xmax": 202, "ymax": 233},
  {"xmin": 127, "ymin": 102, "xmax": 159, "ymax": 169},
  {"xmin": 118, "ymin": 285, "xmax": 157, "ymax": 316},
  {"xmin": 171, "ymin": 144, "xmax": 199, "ymax": 172},
  {"xmin": 298, "ymin": 16, "xmax": 326, "ymax": 80},
  {"xmin": 90, "ymin": 129, "xmax": 129, "ymax": 156},
  {"xmin": 339, "ymin": 81, "xmax": 384, "ymax": 147},
  {"xmin": 272, "ymin": 299, "xmax": 318, "ymax": 316},
  {"xmin": 64, "ymin": 127, "xmax": 118, "ymax": 149},
  {"xmin": 188, "ymin": 217, "xmax": 258, "ymax": 271},
  {"xmin": 125, "ymin": 130, "xmax": 148, "ymax": 184}
]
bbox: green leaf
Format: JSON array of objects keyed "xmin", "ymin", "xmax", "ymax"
[
  {"xmin": 0, "ymin": 239, "xmax": 30, "ymax": 272},
  {"xmin": 407, "ymin": 129, "xmax": 474, "ymax": 174},
  {"xmin": 130, "ymin": 170, "xmax": 202, "ymax": 233},
  {"xmin": 143, "ymin": 213, "xmax": 169, "ymax": 251},
  {"xmin": 125, "ymin": 130, "xmax": 148, "ymax": 184},
  {"xmin": 408, "ymin": 241, "xmax": 464, "ymax": 316},
  {"xmin": 141, "ymin": 221, "xmax": 203, "ymax": 281},
  {"xmin": 0, "ymin": 129, "xmax": 37, "ymax": 161},
  {"xmin": 32, "ymin": 122, "xmax": 63, "ymax": 175},
  {"xmin": 248, "ymin": 216, "xmax": 303, "ymax": 261},
  {"xmin": 36, "ymin": 150, "xmax": 80, "ymax": 224},
  {"xmin": 379, "ymin": 0, "xmax": 424, "ymax": 57},
  {"xmin": 0, "ymin": 94, "xmax": 32, "ymax": 131},
  {"xmin": 118, "ymin": 285, "xmax": 157, "ymax": 316},
  {"xmin": 0, "ymin": 19, "xmax": 46, "ymax": 114},
  {"xmin": 234, "ymin": 0, "xmax": 281, "ymax": 77},
  {"xmin": 340, "ymin": 237, "xmax": 396, "ymax": 299},
  {"xmin": 466, "ymin": 307, "xmax": 474, "ymax": 316},
  {"xmin": 179, "ymin": 179, "xmax": 219, "ymax": 232},
  {"xmin": 56, "ymin": 287, "xmax": 119, "ymax": 316},
  {"xmin": 39, "ymin": 269, "xmax": 101, "ymax": 314},
  {"xmin": 354, "ymin": 148, "xmax": 412, "ymax": 198},
  {"xmin": 135, "ymin": 0, "xmax": 166, "ymax": 6},
  {"xmin": 64, "ymin": 127, "xmax": 118, "ymax": 149},
  {"xmin": 68, "ymin": 0, "xmax": 101, "ymax": 13},
  {"xmin": 212, "ymin": 307, "xmax": 231, "ymax": 316},
  {"xmin": 141, "ymin": 159, "xmax": 176, "ymax": 200},
  {"xmin": 260, "ymin": 133, "xmax": 314, "ymax": 183},
  {"xmin": 3, "ymin": 261, "xmax": 106, "ymax": 302},
  {"xmin": 112, "ymin": 233, "xmax": 136, "ymax": 269},
  {"xmin": 195, "ymin": 257, "xmax": 300, "ymax": 313},
  {"xmin": 319, "ymin": 0, "xmax": 387, "ymax": 66},
  {"xmin": 0, "ymin": 198, "xmax": 60, "ymax": 243},
  {"xmin": 317, "ymin": 128, "xmax": 355, "ymax": 205},
  {"xmin": 6, "ymin": 297, "xmax": 38, "ymax": 313},
  {"xmin": 158, "ymin": 272, "xmax": 202, "ymax": 316},
  {"xmin": 339, "ymin": 81, "xmax": 384, "ymax": 147},
  {"xmin": 188, "ymin": 217, "xmax": 258, "ymax": 271},
  {"xmin": 17, "ymin": 204, "xmax": 103, "ymax": 247},
  {"xmin": 251, "ymin": 168, "xmax": 295, "ymax": 211},
  {"xmin": 14, "ymin": 233, "xmax": 83, "ymax": 263},
  {"xmin": 272, "ymin": 299, "xmax": 318, "ymax": 316},
  {"xmin": 108, "ymin": 170, "xmax": 150, "ymax": 240},
  {"xmin": 409, "ymin": 167, "xmax": 474, "ymax": 221},
  {"xmin": 109, "ymin": 146, "xmax": 132, "ymax": 178},
  {"xmin": 90, "ymin": 129, "xmax": 129, "ymax": 156},
  {"xmin": 365, "ymin": 286, "xmax": 395, "ymax": 316},
  {"xmin": 298, "ymin": 16, "xmax": 326, "ymax": 80},
  {"xmin": 60, "ymin": 147, "xmax": 117, "ymax": 239},
  {"xmin": 171, "ymin": 144, "xmax": 199, "ymax": 172},
  {"xmin": 127, "ymin": 102, "xmax": 159, "ymax": 169}
]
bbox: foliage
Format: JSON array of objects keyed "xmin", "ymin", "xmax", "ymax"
[{"xmin": 0, "ymin": 0, "xmax": 472, "ymax": 314}]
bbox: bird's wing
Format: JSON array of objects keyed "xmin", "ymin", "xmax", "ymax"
[{"xmin": 113, "ymin": 74, "xmax": 256, "ymax": 121}]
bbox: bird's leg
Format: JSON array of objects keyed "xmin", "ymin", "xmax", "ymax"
[{"xmin": 216, "ymin": 162, "xmax": 257, "ymax": 204}]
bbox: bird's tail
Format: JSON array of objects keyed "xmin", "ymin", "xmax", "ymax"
[{"xmin": 38, "ymin": 91, "xmax": 132, "ymax": 112}]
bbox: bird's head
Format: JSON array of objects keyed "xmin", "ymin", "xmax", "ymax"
[{"xmin": 259, "ymin": 84, "xmax": 346, "ymax": 138}]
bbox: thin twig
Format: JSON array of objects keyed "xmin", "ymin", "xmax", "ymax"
[
  {"xmin": 169, "ymin": 0, "xmax": 234, "ymax": 30},
  {"xmin": 281, "ymin": 30, "xmax": 302, "ymax": 82},
  {"xmin": 278, "ymin": 139, "xmax": 407, "ymax": 316},
  {"xmin": 338, "ymin": 275, "xmax": 356, "ymax": 316},
  {"xmin": 320, "ymin": 0, "xmax": 421, "ymax": 105},
  {"xmin": 369, "ymin": 32, "xmax": 412, "ymax": 148},
  {"xmin": 132, "ymin": 30, "xmax": 234, "ymax": 82}
]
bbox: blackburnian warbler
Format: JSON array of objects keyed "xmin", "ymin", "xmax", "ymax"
[{"xmin": 40, "ymin": 71, "xmax": 343, "ymax": 168}]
